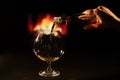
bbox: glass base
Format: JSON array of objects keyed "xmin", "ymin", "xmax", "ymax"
[{"xmin": 39, "ymin": 70, "xmax": 60, "ymax": 77}]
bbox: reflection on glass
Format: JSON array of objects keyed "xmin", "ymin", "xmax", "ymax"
[{"xmin": 33, "ymin": 31, "xmax": 64, "ymax": 77}]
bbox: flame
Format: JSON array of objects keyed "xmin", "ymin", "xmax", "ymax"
[
  {"xmin": 28, "ymin": 14, "xmax": 33, "ymax": 32},
  {"xmin": 34, "ymin": 14, "xmax": 54, "ymax": 35},
  {"xmin": 28, "ymin": 14, "xmax": 68, "ymax": 36}
]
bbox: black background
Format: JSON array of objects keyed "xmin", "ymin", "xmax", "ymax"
[
  {"xmin": 1, "ymin": 0, "xmax": 120, "ymax": 53},
  {"xmin": 0, "ymin": 0, "xmax": 120, "ymax": 80}
]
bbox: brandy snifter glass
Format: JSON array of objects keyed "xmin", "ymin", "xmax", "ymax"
[{"xmin": 33, "ymin": 31, "xmax": 65, "ymax": 77}]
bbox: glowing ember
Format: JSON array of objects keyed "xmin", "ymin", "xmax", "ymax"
[{"xmin": 28, "ymin": 14, "xmax": 68, "ymax": 36}]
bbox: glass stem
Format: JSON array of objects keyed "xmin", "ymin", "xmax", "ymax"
[{"xmin": 46, "ymin": 61, "xmax": 53, "ymax": 73}]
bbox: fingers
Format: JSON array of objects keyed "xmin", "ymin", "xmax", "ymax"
[
  {"xmin": 97, "ymin": 6, "xmax": 103, "ymax": 10},
  {"xmin": 97, "ymin": 5, "xmax": 120, "ymax": 22},
  {"xmin": 78, "ymin": 15, "xmax": 93, "ymax": 20}
]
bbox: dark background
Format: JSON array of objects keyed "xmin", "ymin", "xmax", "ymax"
[
  {"xmin": 1, "ymin": 0, "xmax": 120, "ymax": 53},
  {"xmin": 0, "ymin": 0, "xmax": 120, "ymax": 80}
]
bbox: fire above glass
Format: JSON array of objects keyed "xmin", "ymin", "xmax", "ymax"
[{"xmin": 31, "ymin": 14, "xmax": 66, "ymax": 77}]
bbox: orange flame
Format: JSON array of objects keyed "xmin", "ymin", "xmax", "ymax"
[{"xmin": 28, "ymin": 14, "xmax": 68, "ymax": 36}]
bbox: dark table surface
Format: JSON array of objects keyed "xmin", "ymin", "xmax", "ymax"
[{"xmin": 0, "ymin": 51, "xmax": 120, "ymax": 80}]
